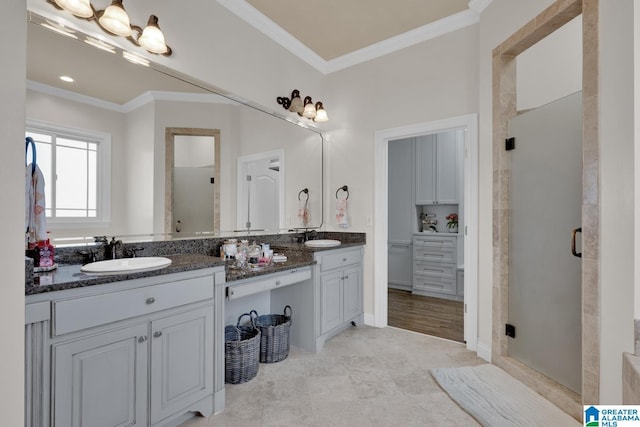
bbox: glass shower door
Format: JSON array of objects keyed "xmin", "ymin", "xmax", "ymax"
[{"xmin": 508, "ymin": 91, "xmax": 582, "ymax": 393}]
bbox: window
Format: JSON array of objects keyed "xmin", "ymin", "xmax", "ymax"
[{"xmin": 26, "ymin": 121, "xmax": 111, "ymax": 229}]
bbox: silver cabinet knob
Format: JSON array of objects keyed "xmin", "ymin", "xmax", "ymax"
[
  {"xmin": 275, "ymin": 280, "xmax": 281, "ymax": 286},
  {"xmin": 146, "ymin": 297, "xmax": 155, "ymax": 304},
  {"xmin": 138, "ymin": 336, "xmax": 148, "ymax": 343},
  {"xmin": 153, "ymin": 331, "xmax": 163, "ymax": 338}
]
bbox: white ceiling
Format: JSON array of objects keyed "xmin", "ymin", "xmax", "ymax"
[{"xmin": 218, "ymin": 0, "xmax": 492, "ymax": 73}]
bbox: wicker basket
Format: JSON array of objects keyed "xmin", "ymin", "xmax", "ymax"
[
  {"xmin": 224, "ymin": 313, "xmax": 260, "ymax": 384},
  {"xmin": 250, "ymin": 305, "xmax": 292, "ymax": 363}
]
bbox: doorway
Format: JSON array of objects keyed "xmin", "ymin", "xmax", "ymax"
[
  {"xmin": 387, "ymin": 130, "xmax": 465, "ymax": 343},
  {"xmin": 373, "ymin": 114, "xmax": 479, "ymax": 351},
  {"xmin": 165, "ymin": 127, "xmax": 220, "ymax": 235},
  {"xmin": 236, "ymin": 150, "xmax": 284, "ymax": 231}
]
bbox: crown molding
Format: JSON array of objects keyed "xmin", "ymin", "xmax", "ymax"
[
  {"xmin": 27, "ymin": 80, "xmax": 231, "ymax": 114},
  {"xmin": 325, "ymin": 9, "xmax": 479, "ymax": 73},
  {"xmin": 27, "ymin": 80, "xmax": 124, "ymax": 112},
  {"xmin": 122, "ymin": 91, "xmax": 232, "ymax": 113},
  {"xmin": 217, "ymin": 0, "xmax": 490, "ymax": 75},
  {"xmin": 216, "ymin": 0, "xmax": 329, "ymax": 73}
]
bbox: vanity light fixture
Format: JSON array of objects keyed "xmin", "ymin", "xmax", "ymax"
[
  {"xmin": 47, "ymin": 0, "xmax": 172, "ymax": 56},
  {"xmin": 276, "ymin": 90, "xmax": 329, "ymax": 122}
]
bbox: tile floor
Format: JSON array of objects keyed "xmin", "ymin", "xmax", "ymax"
[{"xmin": 180, "ymin": 325, "xmax": 485, "ymax": 427}]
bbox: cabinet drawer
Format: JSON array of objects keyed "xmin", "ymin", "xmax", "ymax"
[
  {"xmin": 227, "ymin": 268, "xmax": 311, "ymax": 300},
  {"xmin": 413, "ymin": 275, "xmax": 456, "ymax": 295},
  {"xmin": 413, "ymin": 261, "xmax": 456, "ymax": 280},
  {"xmin": 320, "ymin": 249, "xmax": 361, "ymax": 272},
  {"xmin": 413, "ymin": 245, "xmax": 456, "ymax": 264},
  {"xmin": 53, "ymin": 275, "xmax": 214, "ymax": 336},
  {"xmin": 413, "ymin": 235, "xmax": 456, "ymax": 249}
]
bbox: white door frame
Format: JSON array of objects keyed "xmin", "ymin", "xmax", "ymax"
[
  {"xmin": 236, "ymin": 149, "xmax": 285, "ymax": 230},
  {"xmin": 373, "ymin": 113, "xmax": 478, "ymax": 351}
]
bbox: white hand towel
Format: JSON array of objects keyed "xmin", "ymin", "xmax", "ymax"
[
  {"xmin": 26, "ymin": 163, "xmax": 48, "ymax": 244},
  {"xmin": 336, "ymin": 198, "xmax": 349, "ymax": 228}
]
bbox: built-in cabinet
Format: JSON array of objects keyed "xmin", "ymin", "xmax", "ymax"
[
  {"xmin": 415, "ymin": 133, "xmax": 459, "ymax": 205},
  {"xmin": 25, "ymin": 268, "xmax": 224, "ymax": 427},
  {"xmin": 316, "ymin": 247, "xmax": 364, "ymax": 346},
  {"xmin": 413, "ymin": 234, "xmax": 462, "ymax": 301},
  {"xmin": 388, "ymin": 130, "xmax": 464, "ymax": 298},
  {"xmin": 227, "ymin": 247, "xmax": 365, "ymax": 354},
  {"xmin": 387, "ymin": 138, "xmax": 414, "ymax": 290}
]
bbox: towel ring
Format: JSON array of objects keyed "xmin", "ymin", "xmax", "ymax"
[
  {"xmin": 298, "ymin": 188, "xmax": 309, "ymax": 201},
  {"xmin": 26, "ymin": 136, "xmax": 37, "ymax": 176},
  {"xmin": 336, "ymin": 185, "xmax": 349, "ymax": 200}
]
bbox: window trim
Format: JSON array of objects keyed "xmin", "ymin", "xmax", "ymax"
[{"xmin": 26, "ymin": 119, "xmax": 112, "ymax": 230}]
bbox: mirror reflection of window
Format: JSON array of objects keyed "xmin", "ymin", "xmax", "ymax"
[{"xmin": 173, "ymin": 135, "xmax": 216, "ymax": 233}]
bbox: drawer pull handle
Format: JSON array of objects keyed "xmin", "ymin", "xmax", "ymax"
[
  {"xmin": 344, "ymin": 275, "xmax": 349, "ymax": 280},
  {"xmin": 138, "ymin": 336, "xmax": 148, "ymax": 343},
  {"xmin": 146, "ymin": 297, "xmax": 155, "ymax": 304},
  {"xmin": 343, "ymin": 258, "xmax": 347, "ymax": 262},
  {"xmin": 153, "ymin": 331, "xmax": 163, "ymax": 338},
  {"xmin": 275, "ymin": 280, "xmax": 281, "ymax": 286}
]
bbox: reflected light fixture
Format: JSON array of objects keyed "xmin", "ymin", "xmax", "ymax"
[
  {"xmin": 277, "ymin": 89, "xmax": 328, "ymax": 122},
  {"xmin": 47, "ymin": 0, "xmax": 172, "ymax": 56},
  {"xmin": 314, "ymin": 102, "xmax": 328, "ymax": 122}
]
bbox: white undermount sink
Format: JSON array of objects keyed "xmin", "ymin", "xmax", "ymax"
[
  {"xmin": 80, "ymin": 257, "xmax": 172, "ymax": 275},
  {"xmin": 304, "ymin": 239, "xmax": 341, "ymax": 248}
]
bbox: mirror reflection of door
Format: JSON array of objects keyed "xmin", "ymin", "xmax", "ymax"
[
  {"xmin": 166, "ymin": 128, "xmax": 220, "ymax": 234},
  {"xmin": 237, "ymin": 150, "xmax": 284, "ymax": 231}
]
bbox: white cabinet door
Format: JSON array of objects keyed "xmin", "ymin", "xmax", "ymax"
[
  {"xmin": 342, "ymin": 266, "xmax": 362, "ymax": 321},
  {"xmin": 388, "ymin": 138, "xmax": 416, "ymax": 240},
  {"xmin": 435, "ymin": 131, "xmax": 459, "ymax": 204},
  {"xmin": 320, "ymin": 271, "xmax": 343, "ymax": 334},
  {"xmin": 150, "ymin": 306, "xmax": 213, "ymax": 424},
  {"xmin": 414, "ymin": 135, "xmax": 436, "ymax": 205},
  {"xmin": 388, "ymin": 243, "xmax": 413, "ymax": 288},
  {"xmin": 53, "ymin": 323, "xmax": 148, "ymax": 427},
  {"xmin": 415, "ymin": 132, "xmax": 460, "ymax": 205}
]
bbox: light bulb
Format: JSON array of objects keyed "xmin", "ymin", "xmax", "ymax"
[
  {"xmin": 99, "ymin": 0, "xmax": 132, "ymax": 37},
  {"xmin": 138, "ymin": 15, "xmax": 168, "ymax": 54},
  {"xmin": 55, "ymin": 0, "xmax": 93, "ymax": 18}
]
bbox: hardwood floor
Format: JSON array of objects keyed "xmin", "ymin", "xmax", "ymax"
[{"xmin": 388, "ymin": 288, "xmax": 464, "ymax": 343}]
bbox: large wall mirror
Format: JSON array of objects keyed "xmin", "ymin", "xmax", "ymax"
[{"xmin": 25, "ymin": 9, "xmax": 323, "ymax": 243}]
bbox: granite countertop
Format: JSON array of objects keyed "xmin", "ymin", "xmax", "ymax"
[
  {"xmin": 26, "ymin": 237, "xmax": 366, "ymax": 296},
  {"xmin": 26, "ymin": 254, "xmax": 226, "ymax": 296}
]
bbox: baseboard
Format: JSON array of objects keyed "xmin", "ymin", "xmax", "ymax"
[
  {"xmin": 476, "ymin": 339, "xmax": 491, "ymax": 362},
  {"xmin": 364, "ymin": 312, "xmax": 381, "ymax": 327}
]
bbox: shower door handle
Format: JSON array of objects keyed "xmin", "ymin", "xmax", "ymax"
[{"xmin": 571, "ymin": 227, "xmax": 582, "ymax": 258}]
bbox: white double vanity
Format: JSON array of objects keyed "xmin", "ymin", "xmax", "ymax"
[{"xmin": 24, "ymin": 238, "xmax": 364, "ymax": 427}]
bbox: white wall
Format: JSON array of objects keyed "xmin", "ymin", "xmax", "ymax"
[
  {"xmin": 0, "ymin": 1, "xmax": 26, "ymax": 424},
  {"xmin": 599, "ymin": 0, "xmax": 635, "ymax": 402},
  {"xmin": 635, "ymin": 0, "xmax": 640, "ymax": 322},
  {"xmin": 516, "ymin": 15, "xmax": 583, "ymax": 111},
  {"xmin": 323, "ymin": 25, "xmax": 479, "ymax": 318}
]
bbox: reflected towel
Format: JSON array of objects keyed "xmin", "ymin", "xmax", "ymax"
[
  {"xmin": 298, "ymin": 199, "xmax": 310, "ymax": 227},
  {"xmin": 336, "ymin": 198, "xmax": 349, "ymax": 228},
  {"xmin": 26, "ymin": 163, "xmax": 48, "ymax": 244}
]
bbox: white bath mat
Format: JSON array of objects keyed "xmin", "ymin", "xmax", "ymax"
[{"xmin": 431, "ymin": 364, "xmax": 581, "ymax": 426}]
